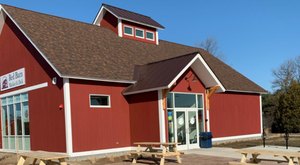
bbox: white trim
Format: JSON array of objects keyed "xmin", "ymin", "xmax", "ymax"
[
  {"xmin": 92, "ymin": 6, "xmax": 105, "ymax": 25},
  {"xmin": 226, "ymin": 89, "xmax": 267, "ymax": 94},
  {"xmin": 63, "ymin": 78, "xmax": 73, "ymax": 155},
  {"xmin": 70, "ymin": 146, "xmax": 133, "ymax": 157},
  {"xmin": 89, "ymin": 94, "xmax": 111, "ymax": 108},
  {"xmin": 167, "ymin": 53, "xmax": 225, "ymax": 92},
  {"xmin": 123, "ymin": 25, "xmax": 134, "ymax": 36},
  {"xmin": 259, "ymin": 95, "xmax": 263, "ymax": 134},
  {"xmin": 123, "ymin": 86, "xmax": 167, "ymax": 95},
  {"xmin": 155, "ymin": 31, "xmax": 159, "ymax": 45},
  {"xmin": 0, "ymin": 82, "xmax": 48, "ymax": 98},
  {"xmin": 61, "ymin": 75, "xmax": 135, "ymax": 84},
  {"xmin": 145, "ymin": 31, "xmax": 155, "ymax": 41},
  {"xmin": 198, "ymin": 54, "xmax": 226, "ymax": 92},
  {"xmin": 117, "ymin": 19, "xmax": 123, "ymax": 37},
  {"xmin": 135, "ymin": 28, "xmax": 145, "ymax": 39},
  {"xmin": 120, "ymin": 17, "xmax": 163, "ymax": 30},
  {"xmin": 158, "ymin": 90, "xmax": 166, "ymax": 143},
  {"xmin": 212, "ymin": 133, "xmax": 261, "ymax": 142},
  {"xmin": 0, "ymin": 6, "xmax": 62, "ymax": 77}
]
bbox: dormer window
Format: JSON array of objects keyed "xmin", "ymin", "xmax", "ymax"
[
  {"xmin": 94, "ymin": 4, "xmax": 165, "ymax": 45},
  {"xmin": 135, "ymin": 29, "xmax": 144, "ymax": 39},
  {"xmin": 146, "ymin": 31, "xmax": 154, "ymax": 41},
  {"xmin": 124, "ymin": 26, "xmax": 133, "ymax": 36}
]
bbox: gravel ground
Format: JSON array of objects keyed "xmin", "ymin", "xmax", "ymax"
[{"xmin": 0, "ymin": 152, "xmax": 293, "ymax": 165}]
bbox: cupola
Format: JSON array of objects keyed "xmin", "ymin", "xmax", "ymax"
[{"xmin": 93, "ymin": 4, "xmax": 164, "ymax": 45}]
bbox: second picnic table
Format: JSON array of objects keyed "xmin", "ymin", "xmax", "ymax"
[
  {"xmin": 131, "ymin": 142, "xmax": 182, "ymax": 165},
  {"xmin": 17, "ymin": 151, "xmax": 68, "ymax": 165}
]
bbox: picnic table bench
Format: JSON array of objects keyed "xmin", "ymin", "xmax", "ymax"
[
  {"xmin": 229, "ymin": 148, "xmax": 300, "ymax": 165},
  {"xmin": 131, "ymin": 142, "xmax": 182, "ymax": 165},
  {"xmin": 17, "ymin": 151, "xmax": 68, "ymax": 165}
]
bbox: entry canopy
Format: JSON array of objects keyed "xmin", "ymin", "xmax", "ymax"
[{"xmin": 123, "ymin": 52, "xmax": 225, "ymax": 95}]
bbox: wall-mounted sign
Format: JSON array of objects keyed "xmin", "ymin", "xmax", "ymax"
[{"xmin": 0, "ymin": 68, "xmax": 26, "ymax": 91}]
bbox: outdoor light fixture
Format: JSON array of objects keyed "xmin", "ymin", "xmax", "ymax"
[{"xmin": 52, "ymin": 77, "xmax": 57, "ymax": 85}]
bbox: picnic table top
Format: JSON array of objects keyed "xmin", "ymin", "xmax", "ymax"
[
  {"xmin": 134, "ymin": 142, "xmax": 178, "ymax": 146},
  {"xmin": 18, "ymin": 151, "xmax": 69, "ymax": 160},
  {"xmin": 238, "ymin": 148, "xmax": 300, "ymax": 157}
]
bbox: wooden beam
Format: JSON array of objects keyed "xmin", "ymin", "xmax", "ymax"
[{"xmin": 205, "ymin": 85, "xmax": 220, "ymax": 110}]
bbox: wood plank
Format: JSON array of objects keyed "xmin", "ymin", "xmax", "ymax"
[{"xmin": 18, "ymin": 151, "xmax": 68, "ymax": 160}]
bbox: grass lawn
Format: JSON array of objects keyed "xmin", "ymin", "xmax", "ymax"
[{"xmin": 214, "ymin": 136, "xmax": 300, "ymax": 149}]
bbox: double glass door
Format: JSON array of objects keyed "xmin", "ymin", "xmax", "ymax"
[{"xmin": 175, "ymin": 109, "xmax": 198, "ymax": 150}]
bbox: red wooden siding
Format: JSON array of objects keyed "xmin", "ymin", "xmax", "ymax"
[
  {"xmin": 210, "ymin": 92, "xmax": 261, "ymax": 138},
  {"xmin": 69, "ymin": 80, "xmax": 131, "ymax": 152},
  {"xmin": 122, "ymin": 20, "xmax": 156, "ymax": 44},
  {"xmin": 171, "ymin": 69, "xmax": 206, "ymax": 94},
  {"xmin": 0, "ymin": 17, "xmax": 66, "ymax": 152},
  {"xmin": 100, "ymin": 11, "xmax": 118, "ymax": 34},
  {"xmin": 127, "ymin": 91, "xmax": 160, "ymax": 144}
]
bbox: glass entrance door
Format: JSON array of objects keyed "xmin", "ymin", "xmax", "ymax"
[{"xmin": 175, "ymin": 109, "xmax": 199, "ymax": 150}]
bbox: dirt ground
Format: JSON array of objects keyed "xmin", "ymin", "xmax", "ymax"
[{"xmin": 0, "ymin": 152, "xmax": 291, "ymax": 165}]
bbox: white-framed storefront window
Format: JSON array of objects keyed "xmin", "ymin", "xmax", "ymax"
[{"xmin": 1, "ymin": 93, "xmax": 30, "ymax": 151}]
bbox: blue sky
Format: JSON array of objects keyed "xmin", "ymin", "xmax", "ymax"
[{"xmin": 1, "ymin": 0, "xmax": 300, "ymax": 92}]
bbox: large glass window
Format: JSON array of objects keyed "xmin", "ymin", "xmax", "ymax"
[
  {"xmin": 174, "ymin": 93, "xmax": 196, "ymax": 108},
  {"xmin": 1, "ymin": 93, "xmax": 30, "ymax": 150}
]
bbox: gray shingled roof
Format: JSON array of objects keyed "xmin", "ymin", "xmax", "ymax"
[
  {"xmin": 1, "ymin": 4, "xmax": 266, "ymax": 93},
  {"xmin": 102, "ymin": 4, "xmax": 164, "ymax": 29}
]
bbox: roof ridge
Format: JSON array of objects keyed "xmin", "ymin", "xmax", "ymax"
[
  {"xmin": 1, "ymin": 4, "xmax": 99, "ymax": 28},
  {"xmin": 102, "ymin": 3, "xmax": 152, "ymax": 19},
  {"xmin": 146, "ymin": 52, "xmax": 199, "ymax": 65}
]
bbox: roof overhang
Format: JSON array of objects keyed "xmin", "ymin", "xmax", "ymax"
[
  {"xmin": 168, "ymin": 53, "xmax": 226, "ymax": 92},
  {"xmin": 93, "ymin": 5, "xmax": 164, "ymax": 30},
  {"xmin": 123, "ymin": 53, "xmax": 226, "ymax": 95}
]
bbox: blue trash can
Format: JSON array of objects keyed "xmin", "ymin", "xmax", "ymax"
[{"xmin": 200, "ymin": 132, "xmax": 212, "ymax": 148}]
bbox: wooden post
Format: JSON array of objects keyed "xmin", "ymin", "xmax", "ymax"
[{"xmin": 205, "ymin": 85, "xmax": 220, "ymax": 110}]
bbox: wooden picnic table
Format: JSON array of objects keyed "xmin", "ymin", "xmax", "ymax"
[
  {"xmin": 229, "ymin": 148, "xmax": 300, "ymax": 165},
  {"xmin": 17, "ymin": 151, "xmax": 69, "ymax": 165},
  {"xmin": 131, "ymin": 142, "xmax": 182, "ymax": 165}
]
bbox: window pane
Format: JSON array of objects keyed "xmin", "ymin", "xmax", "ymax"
[
  {"xmin": 124, "ymin": 27, "xmax": 132, "ymax": 35},
  {"xmin": 21, "ymin": 93, "xmax": 28, "ymax": 102},
  {"xmin": 16, "ymin": 103, "xmax": 22, "ymax": 135},
  {"xmin": 167, "ymin": 93, "xmax": 173, "ymax": 108},
  {"xmin": 9, "ymin": 104, "xmax": 15, "ymax": 135},
  {"xmin": 24, "ymin": 136, "xmax": 30, "ymax": 150},
  {"xmin": 197, "ymin": 95, "xmax": 203, "ymax": 108},
  {"xmin": 2, "ymin": 106, "xmax": 7, "ymax": 135},
  {"xmin": 3, "ymin": 137, "xmax": 8, "ymax": 149},
  {"xmin": 174, "ymin": 94, "xmax": 196, "ymax": 108},
  {"xmin": 90, "ymin": 95, "xmax": 109, "ymax": 106},
  {"xmin": 22, "ymin": 102, "xmax": 30, "ymax": 135},
  {"xmin": 167, "ymin": 110, "xmax": 175, "ymax": 143},
  {"xmin": 1, "ymin": 98, "xmax": 7, "ymax": 106},
  {"xmin": 135, "ymin": 29, "xmax": 144, "ymax": 38},
  {"xmin": 7, "ymin": 96, "xmax": 13, "ymax": 105},
  {"xmin": 146, "ymin": 32, "xmax": 154, "ymax": 40},
  {"xmin": 14, "ymin": 95, "xmax": 21, "ymax": 103},
  {"xmin": 198, "ymin": 110, "xmax": 204, "ymax": 132}
]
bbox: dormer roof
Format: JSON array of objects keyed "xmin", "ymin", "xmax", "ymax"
[{"xmin": 94, "ymin": 3, "xmax": 164, "ymax": 29}]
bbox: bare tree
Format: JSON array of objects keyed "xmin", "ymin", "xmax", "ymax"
[
  {"xmin": 272, "ymin": 59, "xmax": 297, "ymax": 91},
  {"xmin": 196, "ymin": 37, "xmax": 226, "ymax": 61}
]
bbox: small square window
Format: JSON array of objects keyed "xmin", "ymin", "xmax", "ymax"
[
  {"xmin": 146, "ymin": 31, "xmax": 154, "ymax": 40},
  {"xmin": 135, "ymin": 29, "xmax": 144, "ymax": 38},
  {"xmin": 124, "ymin": 26, "xmax": 133, "ymax": 36},
  {"xmin": 90, "ymin": 95, "xmax": 110, "ymax": 108}
]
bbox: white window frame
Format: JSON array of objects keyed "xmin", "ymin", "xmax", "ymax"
[
  {"xmin": 135, "ymin": 28, "xmax": 145, "ymax": 39},
  {"xmin": 123, "ymin": 25, "xmax": 134, "ymax": 36},
  {"xmin": 146, "ymin": 31, "xmax": 155, "ymax": 41},
  {"xmin": 89, "ymin": 94, "xmax": 111, "ymax": 108}
]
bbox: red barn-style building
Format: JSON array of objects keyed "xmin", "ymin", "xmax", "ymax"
[{"xmin": 0, "ymin": 4, "xmax": 266, "ymax": 156}]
